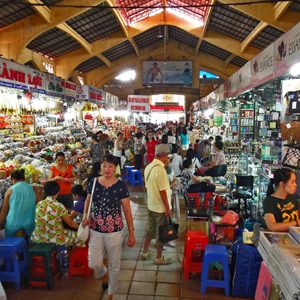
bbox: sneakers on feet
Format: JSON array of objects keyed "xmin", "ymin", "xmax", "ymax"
[
  {"xmin": 154, "ymin": 256, "xmax": 173, "ymax": 265},
  {"xmin": 141, "ymin": 250, "xmax": 151, "ymax": 260}
]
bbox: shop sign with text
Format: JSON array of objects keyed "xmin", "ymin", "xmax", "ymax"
[
  {"xmin": 128, "ymin": 95, "xmax": 150, "ymax": 112},
  {"xmin": 44, "ymin": 74, "xmax": 64, "ymax": 97},
  {"xmin": 251, "ymin": 44, "xmax": 274, "ymax": 86},
  {"xmin": 62, "ymin": 80, "xmax": 77, "ymax": 98},
  {"xmin": 0, "ymin": 57, "xmax": 45, "ymax": 91},
  {"xmin": 238, "ymin": 61, "xmax": 251, "ymax": 94},
  {"xmin": 227, "ymin": 73, "xmax": 238, "ymax": 97},
  {"xmin": 274, "ymin": 22, "xmax": 300, "ymax": 77}
]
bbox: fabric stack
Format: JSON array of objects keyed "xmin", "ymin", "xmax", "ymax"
[
  {"xmin": 289, "ymin": 226, "xmax": 300, "ymax": 243},
  {"xmin": 268, "ymin": 244, "xmax": 300, "ymax": 299},
  {"xmin": 257, "ymin": 232, "xmax": 300, "ymax": 299},
  {"xmin": 257, "ymin": 231, "xmax": 297, "ymax": 263}
]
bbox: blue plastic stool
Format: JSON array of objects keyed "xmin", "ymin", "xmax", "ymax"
[
  {"xmin": 123, "ymin": 165, "xmax": 135, "ymax": 182},
  {"xmin": 0, "ymin": 237, "xmax": 27, "ymax": 289},
  {"xmin": 129, "ymin": 169, "xmax": 143, "ymax": 186},
  {"xmin": 201, "ymin": 244, "xmax": 229, "ymax": 296}
]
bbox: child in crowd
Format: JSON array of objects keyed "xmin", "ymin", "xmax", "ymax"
[{"xmin": 70, "ymin": 185, "xmax": 87, "ymax": 221}]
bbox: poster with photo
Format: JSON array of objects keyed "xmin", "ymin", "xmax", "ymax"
[{"xmin": 142, "ymin": 61, "xmax": 192, "ymax": 86}]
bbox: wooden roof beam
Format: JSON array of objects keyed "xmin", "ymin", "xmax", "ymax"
[
  {"xmin": 25, "ymin": 0, "xmax": 51, "ymax": 24},
  {"xmin": 56, "ymin": 22, "xmax": 92, "ymax": 53},
  {"xmin": 201, "ymin": 0, "xmax": 216, "ymax": 38},
  {"xmin": 274, "ymin": 1, "xmax": 292, "ymax": 21},
  {"xmin": 241, "ymin": 21, "xmax": 268, "ymax": 53},
  {"xmin": 96, "ymin": 53, "xmax": 112, "ymax": 68},
  {"xmin": 224, "ymin": 54, "xmax": 235, "ymax": 67}
]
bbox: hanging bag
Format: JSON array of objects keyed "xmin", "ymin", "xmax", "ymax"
[
  {"xmin": 282, "ymin": 146, "xmax": 300, "ymax": 169},
  {"xmin": 158, "ymin": 217, "xmax": 179, "ymax": 243},
  {"xmin": 77, "ymin": 177, "xmax": 97, "ymax": 242}
]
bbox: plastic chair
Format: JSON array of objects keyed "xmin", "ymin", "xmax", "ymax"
[
  {"xmin": 201, "ymin": 244, "xmax": 230, "ymax": 296},
  {"xmin": 123, "ymin": 165, "xmax": 135, "ymax": 182},
  {"xmin": 183, "ymin": 231, "xmax": 209, "ymax": 279},
  {"xmin": 234, "ymin": 175, "xmax": 254, "ymax": 215},
  {"xmin": 129, "ymin": 169, "xmax": 143, "ymax": 186},
  {"xmin": 69, "ymin": 247, "xmax": 92, "ymax": 278},
  {"xmin": 0, "ymin": 237, "xmax": 27, "ymax": 289},
  {"xmin": 27, "ymin": 243, "xmax": 56, "ymax": 289}
]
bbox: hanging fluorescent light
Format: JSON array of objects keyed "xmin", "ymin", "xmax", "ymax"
[
  {"xmin": 115, "ymin": 70, "xmax": 136, "ymax": 82},
  {"xmin": 290, "ymin": 62, "xmax": 300, "ymax": 77}
]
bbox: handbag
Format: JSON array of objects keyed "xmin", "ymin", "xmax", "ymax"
[
  {"xmin": 282, "ymin": 145, "xmax": 300, "ymax": 168},
  {"xmin": 77, "ymin": 177, "xmax": 97, "ymax": 242},
  {"xmin": 158, "ymin": 217, "xmax": 179, "ymax": 243}
]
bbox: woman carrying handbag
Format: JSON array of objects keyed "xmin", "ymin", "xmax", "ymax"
[{"xmin": 81, "ymin": 154, "xmax": 135, "ymax": 300}]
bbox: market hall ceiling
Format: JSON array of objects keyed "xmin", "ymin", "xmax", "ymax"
[{"xmin": 0, "ymin": 0, "xmax": 300, "ymax": 85}]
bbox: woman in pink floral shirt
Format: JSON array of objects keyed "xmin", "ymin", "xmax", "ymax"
[{"xmin": 82, "ymin": 155, "xmax": 135, "ymax": 300}]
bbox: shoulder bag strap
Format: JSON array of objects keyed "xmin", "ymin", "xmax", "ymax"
[
  {"xmin": 146, "ymin": 165, "xmax": 161, "ymax": 183},
  {"xmin": 87, "ymin": 177, "xmax": 97, "ymax": 217}
]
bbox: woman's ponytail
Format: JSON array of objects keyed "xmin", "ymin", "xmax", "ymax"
[{"xmin": 266, "ymin": 178, "xmax": 275, "ymax": 196}]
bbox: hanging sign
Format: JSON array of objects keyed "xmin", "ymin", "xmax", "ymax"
[
  {"xmin": 251, "ymin": 43, "xmax": 275, "ymax": 87},
  {"xmin": 62, "ymin": 80, "xmax": 77, "ymax": 98},
  {"xmin": 227, "ymin": 73, "xmax": 238, "ymax": 97},
  {"xmin": 238, "ymin": 61, "xmax": 252, "ymax": 94},
  {"xmin": 127, "ymin": 95, "xmax": 150, "ymax": 113},
  {"xmin": 274, "ymin": 22, "xmax": 300, "ymax": 78},
  {"xmin": 76, "ymin": 85, "xmax": 105, "ymax": 103},
  {"xmin": 0, "ymin": 57, "xmax": 45, "ymax": 91},
  {"xmin": 44, "ymin": 74, "xmax": 64, "ymax": 97}
]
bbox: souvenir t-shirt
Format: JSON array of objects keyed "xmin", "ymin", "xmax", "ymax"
[
  {"xmin": 263, "ymin": 195, "xmax": 299, "ymax": 223},
  {"xmin": 87, "ymin": 179, "xmax": 129, "ymax": 233}
]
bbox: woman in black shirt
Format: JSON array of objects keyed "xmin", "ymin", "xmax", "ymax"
[{"xmin": 263, "ymin": 168, "xmax": 299, "ymax": 232}]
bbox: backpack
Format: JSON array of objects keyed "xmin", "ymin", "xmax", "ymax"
[{"xmin": 231, "ymin": 242, "xmax": 262, "ymax": 298}]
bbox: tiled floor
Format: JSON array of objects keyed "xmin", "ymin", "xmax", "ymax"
[{"xmin": 4, "ymin": 188, "xmax": 249, "ymax": 300}]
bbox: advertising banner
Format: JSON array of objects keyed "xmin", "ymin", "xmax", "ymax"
[
  {"xmin": 0, "ymin": 57, "xmax": 45, "ymax": 92},
  {"xmin": 127, "ymin": 95, "xmax": 150, "ymax": 113},
  {"xmin": 76, "ymin": 85, "xmax": 105, "ymax": 103},
  {"xmin": 251, "ymin": 43, "xmax": 274, "ymax": 87},
  {"xmin": 238, "ymin": 61, "xmax": 252, "ymax": 94},
  {"xmin": 62, "ymin": 80, "xmax": 77, "ymax": 98},
  {"xmin": 274, "ymin": 22, "xmax": 300, "ymax": 78},
  {"xmin": 227, "ymin": 73, "xmax": 238, "ymax": 97},
  {"xmin": 143, "ymin": 61, "xmax": 192, "ymax": 86},
  {"xmin": 44, "ymin": 73, "xmax": 64, "ymax": 97}
]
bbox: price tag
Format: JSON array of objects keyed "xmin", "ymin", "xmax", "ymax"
[{"xmin": 286, "ymin": 123, "xmax": 292, "ymax": 129}]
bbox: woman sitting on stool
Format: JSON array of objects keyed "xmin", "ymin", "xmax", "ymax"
[
  {"xmin": 180, "ymin": 159, "xmax": 215, "ymax": 196},
  {"xmin": 263, "ymin": 168, "xmax": 299, "ymax": 232}
]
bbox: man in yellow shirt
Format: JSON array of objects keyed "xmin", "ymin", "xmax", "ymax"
[{"xmin": 141, "ymin": 144, "xmax": 173, "ymax": 265}]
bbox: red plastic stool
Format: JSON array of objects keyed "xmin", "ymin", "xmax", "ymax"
[
  {"xmin": 183, "ymin": 230, "xmax": 209, "ymax": 279},
  {"xmin": 30, "ymin": 251, "xmax": 58, "ymax": 287},
  {"xmin": 69, "ymin": 247, "xmax": 92, "ymax": 278}
]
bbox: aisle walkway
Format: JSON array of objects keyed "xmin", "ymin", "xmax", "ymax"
[{"xmin": 5, "ymin": 190, "xmax": 247, "ymax": 300}]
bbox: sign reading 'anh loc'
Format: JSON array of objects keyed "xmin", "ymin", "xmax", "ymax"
[
  {"xmin": 127, "ymin": 95, "xmax": 150, "ymax": 112},
  {"xmin": 0, "ymin": 57, "xmax": 45, "ymax": 91}
]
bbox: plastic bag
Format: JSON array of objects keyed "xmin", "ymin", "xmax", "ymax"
[{"xmin": 221, "ymin": 210, "xmax": 239, "ymax": 225}]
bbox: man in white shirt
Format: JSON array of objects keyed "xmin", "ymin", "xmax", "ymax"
[
  {"xmin": 141, "ymin": 144, "xmax": 173, "ymax": 265},
  {"xmin": 169, "ymin": 145, "xmax": 183, "ymax": 177}
]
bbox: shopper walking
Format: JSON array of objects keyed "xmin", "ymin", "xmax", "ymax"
[
  {"xmin": 113, "ymin": 132, "xmax": 124, "ymax": 169},
  {"xmin": 134, "ymin": 132, "xmax": 145, "ymax": 170},
  {"xmin": 0, "ymin": 169, "xmax": 36, "ymax": 237},
  {"xmin": 82, "ymin": 155, "xmax": 135, "ymax": 300},
  {"xmin": 145, "ymin": 131, "xmax": 159, "ymax": 164},
  {"xmin": 48, "ymin": 152, "xmax": 75, "ymax": 209},
  {"xmin": 179, "ymin": 127, "xmax": 189, "ymax": 151},
  {"xmin": 141, "ymin": 144, "xmax": 173, "ymax": 265}
]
